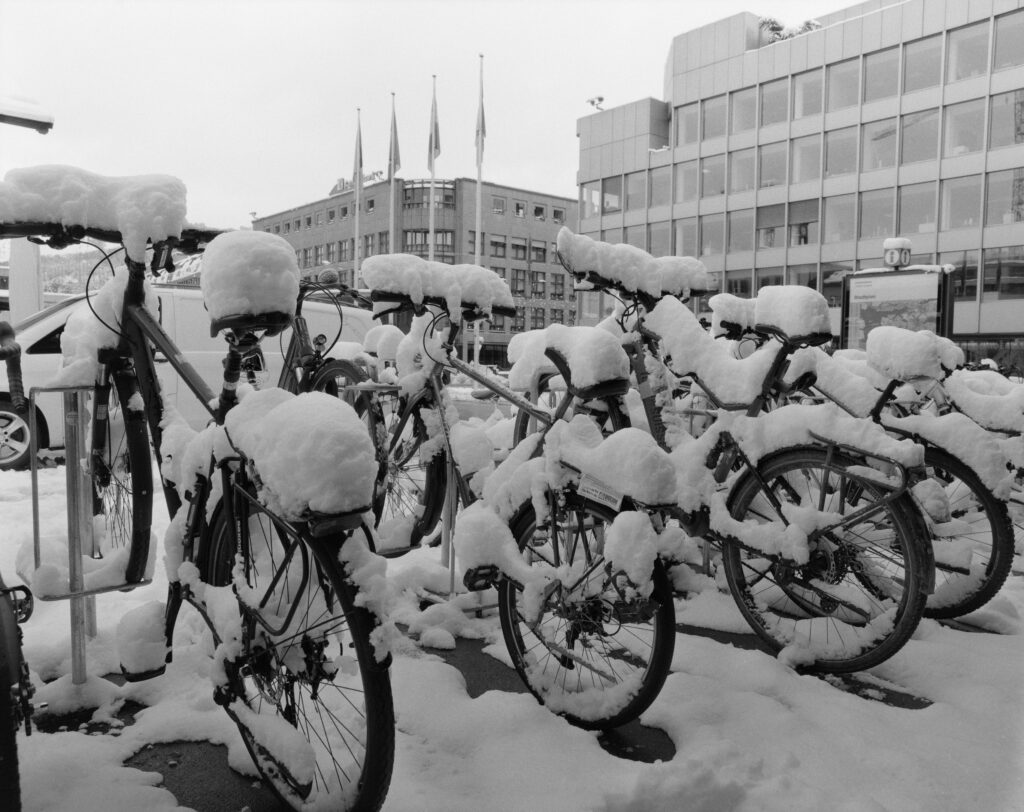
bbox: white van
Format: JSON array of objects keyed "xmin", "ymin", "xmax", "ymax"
[{"xmin": 0, "ymin": 285, "xmax": 371, "ymax": 469}]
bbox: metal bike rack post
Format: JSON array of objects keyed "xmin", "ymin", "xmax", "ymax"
[{"xmin": 30, "ymin": 385, "xmax": 102, "ymax": 685}]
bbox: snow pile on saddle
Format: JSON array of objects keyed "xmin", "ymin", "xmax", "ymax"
[
  {"xmin": 0, "ymin": 164, "xmax": 187, "ymax": 260},
  {"xmin": 944, "ymin": 369, "xmax": 1024, "ymax": 432},
  {"xmin": 361, "ymin": 253, "xmax": 513, "ymax": 315},
  {"xmin": 708, "ymin": 293, "xmax": 755, "ymax": 337},
  {"xmin": 865, "ymin": 327, "xmax": 958, "ymax": 381},
  {"xmin": 225, "ymin": 388, "xmax": 376, "ymax": 517},
  {"xmin": 555, "ymin": 227, "xmax": 710, "ymax": 298},
  {"xmin": 507, "ymin": 324, "xmax": 629, "ymax": 392},
  {"xmin": 752, "ymin": 286, "xmax": 831, "ymax": 339},
  {"xmin": 201, "ymin": 230, "xmax": 298, "ymax": 329}
]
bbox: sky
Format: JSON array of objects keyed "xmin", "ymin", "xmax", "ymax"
[{"xmin": 2, "ymin": 0, "xmax": 842, "ymax": 230}]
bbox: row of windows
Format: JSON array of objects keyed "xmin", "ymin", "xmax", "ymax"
[
  {"xmin": 698, "ymin": 246, "xmax": 1024, "ymax": 306},
  {"xmin": 585, "ymin": 88, "xmax": 1024, "ymax": 216},
  {"xmin": 664, "ymin": 168, "xmax": 1024, "ymax": 257},
  {"xmin": 295, "ymin": 230, "xmax": 461, "ymax": 268},
  {"xmin": 468, "ymin": 232, "xmax": 559, "ymax": 264},
  {"xmin": 676, "ymin": 8, "xmax": 1024, "ymax": 142},
  {"xmin": 489, "ymin": 306, "xmax": 577, "ymax": 332},
  {"xmin": 489, "ymin": 267, "xmax": 569, "ymax": 299}
]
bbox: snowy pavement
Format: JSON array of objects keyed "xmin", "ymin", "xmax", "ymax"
[{"xmin": 4, "ymin": 463, "xmax": 1024, "ymax": 812}]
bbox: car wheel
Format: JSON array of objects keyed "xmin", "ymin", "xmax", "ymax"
[{"xmin": 0, "ymin": 398, "xmax": 32, "ymax": 471}]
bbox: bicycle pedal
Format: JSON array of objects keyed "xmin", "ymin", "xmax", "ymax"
[{"xmin": 463, "ymin": 565, "xmax": 500, "ymax": 591}]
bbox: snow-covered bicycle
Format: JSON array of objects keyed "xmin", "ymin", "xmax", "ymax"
[{"xmin": 0, "ymin": 165, "xmax": 394, "ymax": 811}]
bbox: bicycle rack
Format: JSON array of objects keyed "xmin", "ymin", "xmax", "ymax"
[{"xmin": 28, "ymin": 385, "xmax": 151, "ymax": 686}]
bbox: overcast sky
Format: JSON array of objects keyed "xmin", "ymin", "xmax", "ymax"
[{"xmin": 2, "ymin": 0, "xmax": 841, "ymax": 229}]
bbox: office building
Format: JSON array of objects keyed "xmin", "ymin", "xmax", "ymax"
[
  {"xmin": 253, "ymin": 177, "xmax": 578, "ymax": 365},
  {"xmin": 576, "ymin": 0, "xmax": 1024, "ymax": 363}
]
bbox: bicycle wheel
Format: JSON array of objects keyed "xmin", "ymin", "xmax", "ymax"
[
  {"xmin": 0, "ymin": 573, "xmax": 22, "ymax": 810},
  {"xmin": 722, "ymin": 445, "xmax": 930, "ymax": 673},
  {"xmin": 497, "ymin": 498, "xmax": 675, "ymax": 730},
  {"xmin": 921, "ymin": 447, "xmax": 1014, "ymax": 619},
  {"xmin": 511, "ymin": 372, "xmax": 631, "ymax": 448},
  {"xmin": 204, "ymin": 497, "xmax": 395, "ymax": 811},
  {"xmin": 89, "ymin": 370, "xmax": 153, "ymax": 584},
  {"xmin": 308, "ymin": 358, "xmax": 367, "ymax": 410},
  {"xmin": 372, "ymin": 390, "xmax": 447, "ymax": 547}
]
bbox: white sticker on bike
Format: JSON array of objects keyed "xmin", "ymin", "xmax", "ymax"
[{"xmin": 577, "ymin": 473, "xmax": 623, "ymax": 510}]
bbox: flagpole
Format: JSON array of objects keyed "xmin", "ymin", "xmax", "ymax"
[
  {"xmin": 428, "ymin": 75, "xmax": 437, "ymax": 262},
  {"xmin": 473, "ymin": 54, "xmax": 485, "ymax": 366},
  {"xmin": 354, "ymin": 107, "xmax": 362, "ymax": 285},
  {"xmin": 388, "ymin": 93, "xmax": 398, "ymax": 255}
]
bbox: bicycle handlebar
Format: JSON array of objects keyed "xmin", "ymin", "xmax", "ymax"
[{"xmin": 0, "ymin": 323, "xmax": 26, "ymax": 413}]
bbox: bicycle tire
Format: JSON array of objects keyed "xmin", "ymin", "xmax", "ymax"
[
  {"xmin": 204, "ymin": 497, "xmax": 395, "ymax": 811},
  {"xmin": 373, "ymin": 389, "xmax": 447, "ymax": 547},
  {"xmin": 497, "ymin": 497, "xmax": 675, "ymax": 730},
  {"xmin": 89, "ymin": 370, "xmax": 153, "ymax": 584},
  {"xmin": 921, "ymin": 447, "xmax": 1014, "ymax": 619},
  {"xmin": 722, "ymin": 445, "xmax": 930, "ymax": 673},
  {"xmin": 307, "ymin": 358, "xmax": 367, "ymax": 409},
  {"xmin": 0, "ymin": 572, "xmax": 22, "ymax": 810}
]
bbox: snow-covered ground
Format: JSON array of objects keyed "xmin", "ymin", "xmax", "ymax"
[{"xmin": 3, "ymin": 461, "xmax": 1024, "ymax": 812}]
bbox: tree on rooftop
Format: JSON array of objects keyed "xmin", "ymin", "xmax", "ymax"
[{"xmin": 759, "ymin": 17, "xmax": 822, "ymax": 43}]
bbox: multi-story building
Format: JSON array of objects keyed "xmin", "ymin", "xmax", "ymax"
[
  {"xmin": 576, "ymin": 0, "xmax": 1024, "ymax": 364},
  {"xmin": 253, "ymin": 178, "xmax": 578, "ymax": 366}
]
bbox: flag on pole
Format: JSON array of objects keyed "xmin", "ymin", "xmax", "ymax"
[
  {"xmin": 353, "ymin": 109, "xmax": 363, "ymax": 188},
  {"xmin": 388, "ymin": 95, "xmax": 401, "ymax": 181},
  {"xmin": 428, "ymin": 78, "xmax": 441, "ymax": 173},
  {"xmin": 475, "ymin": 56, "xmax": 486, "ymax": 168}
]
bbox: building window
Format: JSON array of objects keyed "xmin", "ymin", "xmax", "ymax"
[
  {"xmin": 727, "ymin": 209, "xmax": 754, "ymax": 252},
  {"xmin": 328, "ymin": 209, "xmax": 336, "ymax": 223},
  {"xmin": 363, "ymin": 233, "xmax": 375, "ymax": 257},
  {"xmin": 760, "ymin": 79, "xmax": 788, "ymax": 126},
  {"xmin": 492, "ymin": 196, "xmax": 506, "ymax": 214},
  {"xmin": 674, "ymin": 217, "xmax": 698, "ymax": 256},
  {"xmin": 863, "ymin": 47, "xmax": 899, "ymax": 103},
  {"xmin": 756, "ymin": 266, "xmax": 784, "ymax": 290},
  {"xmin": 649, "ymin": 166, "xmax": 671, "ymax": 207},
  {"xmin": 552, "ymin": 208, "xmax": 565, "ymax": 224},
  {"xmin": 730, "ymin": 87, "xmax": 757, "ymax": 134},
  {"xmin": 756, "ymin": 204, "xmax": 785, "ymax": 249},
  {"xmin": 701, "ymin": 154, "xmax": 726, "ymax": 197},
  {"xmin": 602, "ymin": 177, "xmax": 622, "ymax": 213},
  {"xmin": 313, "ymin": 245, "xmax": 323, "ymax": 265},
  {"xmin": 366, "ymin": 198, "xmax": 375, "ymax": 213},
  {"xmin": 551, "ymin": 274, "xmax": 565, "ymax": 299},
  {"xmin": 859, "ymin": 188, "xmax": 894, "ymax": 239},
  {"xmin": 675, "ymin": 161, "xmax": 698, "ymax": 203},
  {"xmin": 790, "ymin": 134, "xmax": 821, "ymax": 184},
  {"xmin": 994, "ymin": 9, "xmax": 1024, "ymax": 72},
  {"xmin": 338, "ymin": 240, "xmax": 347, "ymax": 260},
  {"xmin": 305, "ymin": 216, "xmax": 312, "ymax": 229},
  {"xmin": 551, "ymin": 308, "xmax": 564, "ymax": 325},
  {"xmin": 901, "ymin": 108, "xmax": 939, "ymax": 164},
  {"xmin": 581, "ymin": 183, "xmax": 600, "ymax": 218},
  {"xmin": 511, "ymin": 238, "xmax": 527, "ymax": 261},
  {"xmin": 340, "ymin": 206, "xmax": 348, "ymax": 219},
  {"xmin": 898, "ymin": 182, "xmax": 937, "ymax": 235},
  {"xmin": 315, "ymin": 212, "xmax": 323, "ymax": 226},
  {"xmin": 944, "ymin": 98, "xmax": 985, "ymax": 157},
  {"xmin": 788, "ymin": 199, "xmax": 819, "ymax": 246},
  {"xmin": 985, "ymin": 168, "xmax": 1024, "ymax": 226},
  {"xmin": 511, "ymin": 268, "xmax": 526, "ymax": 295},
  {"xmin": 823, "ymin": 194, "xmax": 856, "ymax": 242},
  {"xmin": 302, "ymin": 247, "xmax": 311, "ymax": 267},
  {"xmin": 491, "ymin": 266, "xmax": 505, "ymax": 279},
  {"xmin": 648, "ymin": 221, "xmax": 671, "ymax": 257},
  {"xmin": 861, "ymin": 117, "xmax": 898, "ymax": 171},
  {"xmin": 725, "ymin": 270, "xmax": 751, "ymax": 297},
  {"xmin": 379, "ymin": 231, "xmax": 389, "ymax": 254},
  {"xmin": 511, "ymin": 307, "xmax": 525, "ymax": 332},
  {"xmin": 946, "ymin": 21, "xmax": 989, "ymax": 83},
  {"xmin": 827, "ymin": 58, "xmax": 860, "ymax": 112},
  {"xmin": 983, "ymin": 245, "xmax": 1024, "ymax": 299},
  {"xmin": 941, "ymin": 175, "xmax": 982, "ymax": 230},
  {"xmin": 485, "ymin": 235, "xmax": 503, "ymax": 258},
  {"xmin": 326, "ymin": 242, "xmax": 336, "ymax": 262},
  {"xmin": 530, "ymin": 271, "xmax": 546, "ymax": 297},
  {"xmin": 699, "ymin": 214, "xmax": 724, "ymax": 256},
  {"xmin": 989, "ymin": 90, "xmax": 1024, "ymax": 149},
  {"xmin": 789, "ymin": 263, "xmax": 818, "ymax": 290},
  {"xmin": 530, "ymin": 308, "xmax": 545, "ymax": 329},
  {"xmin": 729, "ymin": 148, "xmax": 756, "ymax": 194},
  {"xmin": 825, "ymin": 127, "xmax": 858, "ymax": 177},
  {"xmin": 822, "ymin": 260, "xmax": 853, "ymax": 306},
  {"xmin": 758, "ymin": 142, "xmax": 786, "ymax": 188},
  {"xmin": 626, "ymin": 171, "xmax": 645, "ymax": 210},
  {"xmin": 531, "ymin": 205, "xmax": 545, "ymax": 221},
  {"xmin": 792, "ymin": 69, "xmax": 823, "ymax": 119},
  {"xmin": 403, "ymin": 230, "xmax": 426, "ymax": 252},
  {"xmin": 702, "ymin": 95, "xmax": 727, "ymax": 139},
  {"xmin": 531, "ymin": 242, "xmax": 547, "ymax": 263},
  {"xmin": 284, "ymin": 222, "xmax": 291, "ymax": 234},
  {"xmin": 434, "ymin": 231, "xmax": 453, "ymax": 253},
  {"xmin": 294, "ymin": 219, "xmax": 301, "ymax": 231},
  {"xmin": 903, "ymin": 34, "xmax": 942, "ymax": 93},
  {"xmin": 625, "ymin": 224, "xmax": 645, "ymax": 249},
  {"xmin": 514, "ymin": 201, "xmax": 526, "ymax": 218},
  {"xmin": 602, "ymin": 227, "xmax": 622, "ymax": 243},
  {"xmin": 490, "ymin": 314, "xmax": 505, "ymax": 331},
  {"xmin": 940, "ymin": 250, "xmax": 979, "ymax": 301},
  {"xmin": 676, "ymin": 103, "xmax": 699, "ymax": 146},
  {"xmin": 273, "ymin": 225, "xmax": 280, "ymax": 234}
]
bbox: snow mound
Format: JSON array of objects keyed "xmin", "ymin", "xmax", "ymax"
[{"xmin": 201, "ymin": 230, "xmax": 298, "ymax": 329}]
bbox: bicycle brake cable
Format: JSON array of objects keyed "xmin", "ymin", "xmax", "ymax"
[{"xmin": 83, "ymin": 242, "xmax": 128, "ymax": 340}]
